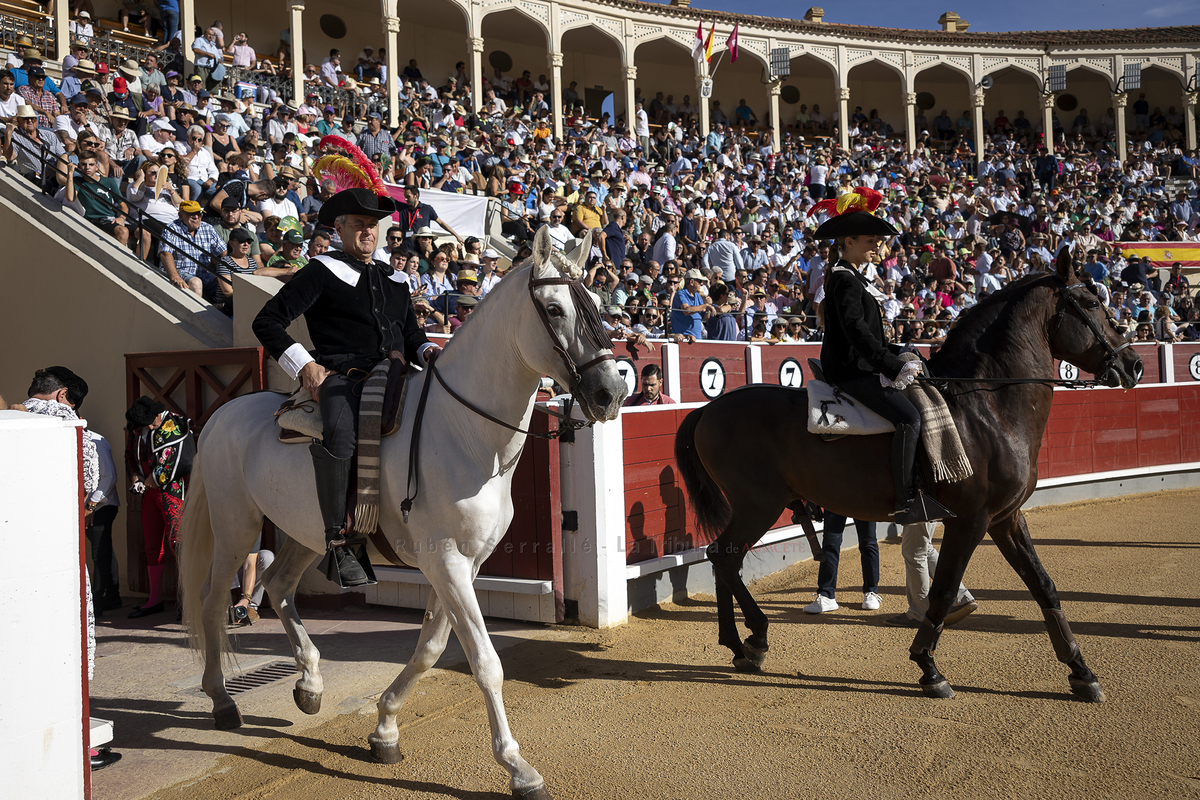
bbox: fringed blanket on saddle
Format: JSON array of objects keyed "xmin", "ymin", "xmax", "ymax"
[
  {"xmin": 806, "ymin": 356, "xmax": 974, "ymax": 485},
  {"xmin": 274, "ymin": 351, "xmax": 413, "ymax": 570}
]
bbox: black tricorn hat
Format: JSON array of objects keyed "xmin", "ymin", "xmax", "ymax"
[
  {"xmin": 814, "ymin": 210, "xmax": 899, "ymax": 240},
  {"xmin": 318, "ymin": 187, "xmax": 397, "ymax": 226}
]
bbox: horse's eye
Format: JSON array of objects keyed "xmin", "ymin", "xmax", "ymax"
[{"xmin": 546, "ymin": 304, "xmax": 564, "ymax": 318}]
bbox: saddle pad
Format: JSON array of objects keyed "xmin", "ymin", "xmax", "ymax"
[
  {"xmin": 806, "ymin": 379, "xmax": 895, "ymax": 436},
  {"xmin": 276, "ymin": 361, "xmax": 410, "ymax": 444},
  {"xmin": 276, "ymin": 388, "xmax": 322, "ymax": 441}
]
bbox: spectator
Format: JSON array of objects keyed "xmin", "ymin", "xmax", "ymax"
[
  {"xmin": 159, "ymin": 200, "xmax": 226, "ymax": 296},
  {"xmin": 623, "ymin": 363, "xmax": 676, "ymax": 406},
  {"xmin": 60, "ymin": 152, "xmax": 131, "ymax": 247}
]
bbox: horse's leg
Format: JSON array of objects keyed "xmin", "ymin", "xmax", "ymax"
[
  {"xmin": 367, "ymin": 591, "xmax": 453, "ymax": 764},
  {"xmin": 425, "ymin": 556, "xmax": 549, "ymax": 800},
  {"xmin": 199, "ymin": 544, "xmax": 252, "ymax": 729},
  {"xmin": 706, "ymin": 504, "xmax": 780, "ymax": 673},
  {"xmin": 261, "ymin": 536, "xmax": 324, "ymax": 714},
  {"xmin": 708, "ymin": 549, "xmax": 744, "ymax": 665},
  {"xmin": 991, "ymin": 511, "xmax": 1105, "ymax": 702},
  {"xmin": 908, "ymin": 514, "xmax": 989, "ymax": 700}
]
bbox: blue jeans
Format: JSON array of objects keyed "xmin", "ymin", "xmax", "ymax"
[
  {"xmin": 160, "ymin": 8, "xmax": 178, "ymax": 43},
  {"xmin": 186, "ymin": 179, "xmax": 217, "ymax": 207},
  {"xmin": 816, "ymin": 513, "xmax": 879, "ymax": 599}
]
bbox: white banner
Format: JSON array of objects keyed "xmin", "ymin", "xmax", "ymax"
[{"xmin": 384, "ymin": 184, "xmax": 489, "ymax": 240}]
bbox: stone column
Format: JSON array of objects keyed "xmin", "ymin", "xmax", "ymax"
[
  {"xmin": 623, "ymin": 64, "xmax": 637, "ymax": 132},
  {"xmin": 52, "ymin": 0, "xmax": 68, "ymax": 63},
  {"xmin": 1184, "ymin": 90, "xmax": 1198, "ymax": 152},
  {"xmin": 289, "ymin": 2, "xmax": 305, "ymax": 104},
  {"xmin": 1113, "ymin": 92, "xmax": 1128, "ymax": 164},
  {"xmin": 838, "ymin": 85, "xmax": 850, "ymax": 150},
  {"xmin": 904, "ymin": 92, "xmax": 917, "ymax": 152},
  {"xmin": 468, "ymin": 36, "xmax": 484, "ymax": 114},
  {"xmin": 1042, "ymin": 93, "xmax": 1056, "ymax": 149},
  {"xmin": 181, "ymin": 0, "xmax": 196, "ymax": 75},
  {"xmin": 972, "ymin": 90, "xmax": 986, "ymax": 164},
  {"xmin": 384, "ymin": 15, "xmax": 400, "ymax": 128},
  {"xmin": 548, "ymin": 51, "xmax": 564, "ymax": 141},
  {"xmin": 695, "ymin": 66, "xmax": 710, "ymax": 140},
  {"xmin": 767, "ymin": 79, "xmax": 782, "ymax": 152}
]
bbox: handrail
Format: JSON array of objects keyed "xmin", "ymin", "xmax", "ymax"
[{"xmin": 7, "ymin": 130, "xmax": 233, "ymax": 291}]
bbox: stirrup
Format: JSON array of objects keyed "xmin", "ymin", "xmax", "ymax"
[
  {"xmin": 318, "ymin": 543, "xmax": 377, "ymax": 589},
  {"xmin": 893, "ymin": 491, "xmax": 956, "ymax": 525}
]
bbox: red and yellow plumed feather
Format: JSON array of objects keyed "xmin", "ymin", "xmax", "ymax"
[
  {"xmin": 313, "ymin": 135, "xmax": 388, "ymax": 197},
  {"xmin": 805, "ymin": 186, "xmax": 884, "ymax": 219}
]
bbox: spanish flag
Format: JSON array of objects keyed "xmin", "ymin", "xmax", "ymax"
[
  {"xmin": 1116, "ymin": 241, "xmax": 1200, "ymax": 268},
  {"xmin": 704, "ymin": 23, "xmax": 714, "ymax": 63}
]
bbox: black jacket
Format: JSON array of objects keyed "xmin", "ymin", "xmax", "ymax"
[
  {"xmin": 253, "ymin": 251, "xmax": 429, "ymax": 375},
  {"xmin": 820, "ymin": 261, "xmax": 906, "ymax": 385}
]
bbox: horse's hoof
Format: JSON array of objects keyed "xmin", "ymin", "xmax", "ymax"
[
  {"xmin": 732, "ymin": 657, "xmax": 762, "ymax": 674},
  {"xmin": 369, "ymin": 740, "xmax": 404, "ymax": 764},
  {"xmin": 293, "ymin": 688, "xmax": 322, "ymax": 715},
  {"xmin": 742, "ymin": 639, "xmax": 768, "ymax": 668},
  {"xmin": 1069, "ymin": 677, "xmax": 1106, "ymax": 703},
  {"xmin": 513, "ymin": 785, "xmax": 552, "ymax": 800},
  {"xmin": 921, "ymin": 680, "xmax": 955, "ymax": 699},
  {"xmin": 213, "ymin": 705, "xmax": 243, "ymax": 730}
]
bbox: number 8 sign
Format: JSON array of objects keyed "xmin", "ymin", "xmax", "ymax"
[
  {"xmin": 1058, "ymin": 361, "xmax": 1079, "ymax": 381},
  {"xmin": 699, "ymin": 358, "xmax": 726, "ymax": 399}
]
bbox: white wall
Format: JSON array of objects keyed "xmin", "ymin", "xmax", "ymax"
[{"xmin": 0, "ymin": 412, "xmax": 86, "ymax": 800}]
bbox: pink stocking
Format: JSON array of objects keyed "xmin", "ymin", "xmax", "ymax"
[{"xmin": 145, "ymin": 565, "xmax": 165, "ymax": 607}]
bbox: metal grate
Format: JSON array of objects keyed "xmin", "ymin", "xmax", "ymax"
[{"xmin": 225, "ymin": 661, "xmax": 297, "ymax": 696}]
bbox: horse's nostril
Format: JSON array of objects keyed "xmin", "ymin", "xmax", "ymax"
[{"xmin": 594, "ymin": 390, "xmax": 612, "ymax": 409}]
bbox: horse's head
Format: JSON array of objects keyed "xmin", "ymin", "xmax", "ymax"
[
  {"xmin": 1047, "ymin": 249, "xmax": 1143, "ymax": 389},
  {"xmin": 522, "ymin": 226, "xmax": 628, "ymax": 421}
]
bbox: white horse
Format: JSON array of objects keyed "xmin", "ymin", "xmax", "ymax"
[{"xmin": 180, "ymin": 226, "xmax": 627, "ymax": 799}]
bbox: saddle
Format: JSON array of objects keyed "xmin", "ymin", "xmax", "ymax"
[
  {"xmin": 805, "ymin": 357, "xmax": 974, "ymax": 485},
  {"xmin": 275, "ymin": 352, "xmax": 411, "ymax": 444}
]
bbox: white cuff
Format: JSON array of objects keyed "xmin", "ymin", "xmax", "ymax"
[
  {"xmin": 417, "ymin": 342, "xmax": 436, "ymax": 365},
  {"xmin": 278, "ymin": 343, "xmax": 314, "ymax": 380}
]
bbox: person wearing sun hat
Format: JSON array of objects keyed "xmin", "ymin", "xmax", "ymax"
[
  {"xmin": 253, "ymin": 187, "xmax": 440, "ymax": 588},
  {"xmin": 810, "ymin": 187, "xmax": 946, "ymax": 526}
]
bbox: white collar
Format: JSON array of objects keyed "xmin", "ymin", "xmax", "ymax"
[
  {"xmin": 313, "ymin": 253, "xmax": 363, "ymax": 287},
  {"xmin": 833, "ymin": 261, "xmax": 886, "ymax": 303}
]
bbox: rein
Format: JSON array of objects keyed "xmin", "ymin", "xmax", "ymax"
[
  {"xmin": 398, "ymin": 262, "xmax": 613, "ymax": 523},
  {"xmin": 917, "ymin": 274, "xmax": 1133, "ymax": 391}
]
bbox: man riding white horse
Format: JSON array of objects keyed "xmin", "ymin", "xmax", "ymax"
[{"xmin": 253, "ymin": 187, "xmax": 440, "ymax": 587}]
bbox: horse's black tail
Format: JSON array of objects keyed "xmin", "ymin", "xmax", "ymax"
[{"xmin": 675, "ymin": 406, "xmax": 731, "ymax": 538}]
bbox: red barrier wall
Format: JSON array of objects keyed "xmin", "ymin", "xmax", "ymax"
[
  {"xmin": 1173, "ymin": 343, "xmax": 1200, "ymax": 382},
  {"xmin": 624, "ymin": 385, "xmax": 1200, "ymax": 565},
  {"xmin": 676, "ymin": 342, "xmax": 751, "ymax": 403}
]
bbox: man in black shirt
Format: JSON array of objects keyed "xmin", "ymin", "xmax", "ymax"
[
  {"xmin": 253, "ymin": 188, "xmax": 440, "ymax": 586},
  {"xmin": 396, "ymin": 185, "xmax": 464, "ymax": 245}
]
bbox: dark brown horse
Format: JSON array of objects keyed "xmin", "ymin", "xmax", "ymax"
[{"xmin": 674, "ymin": 251, "xmax": 1143, "ymax": 702}]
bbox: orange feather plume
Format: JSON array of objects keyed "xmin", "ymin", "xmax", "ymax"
[{"xmin": 806, "ymin": 186, "xmax": 884, "ymax": 218}]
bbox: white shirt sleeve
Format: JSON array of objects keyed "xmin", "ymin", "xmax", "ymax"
[{"xmin": 278, "ymin": 342, "xmax": 314, "ymax": 380}]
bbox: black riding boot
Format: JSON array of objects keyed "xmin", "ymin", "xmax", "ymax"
[
  {"xmin": 310, "ymin": 443, "xmax": 373, "ymax": 588},
  {"xmin": 891, "ymin": 423, "xmax": 954, "ymax": 524}
]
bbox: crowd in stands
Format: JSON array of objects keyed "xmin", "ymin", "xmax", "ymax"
[{"xmin": 2, "ymin": 8, "xmax": 1200, "ymax": 347}]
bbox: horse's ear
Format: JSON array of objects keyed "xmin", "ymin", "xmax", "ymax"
[
  {"xmin": 1055, "ymin": 246, "xmax": 1075, "ymax": 281},
  {"xmin": 574, "ymin": 230, "xmax": 594, "ymax": 273},
  {"xmin": 532, "ymin": 225, "xmax": 553, "ymax": 271}
]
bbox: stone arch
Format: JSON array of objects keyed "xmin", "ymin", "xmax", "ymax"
[
  {"xmin": 479, "ymin": 6, "xmax": 552, "ymax": 91},
  {"xmin": 913, "ymin": 62, "xmax": 972, "ymax": 138},
  {"xmin": 912, "ymin": 56, "xmax": 972, "ymax": 83},
  {"xmin": 388, "ymin": 0, "xmax": 469, "ymax": 28},
  {"xmin": 980, "ymin": 66, "xmax": 1041, "ymax": 134},
  {"xmin": 846, "ymin": 59, "xmax": 905, "ymax": 136},
  {"xmin": 632, "ymin": 35, "xmax": 699, "ymax": 123},
  {"xmin": 980, "ymin": 59, "xmax": 1042, "ymax": 84},
  {"xmin": 391, "ymin": 0, "xmax": 471, "ymax": 88},
  {"xmin": 1063, "ymin": 62, "xmax": 1115, "ymax": 90},
  {"xmin": 559, "ymin": 18, "xmax": 625, "ymax": 62},
  {"xmin": 781, "ymin": 53, "xmax": 836, "ymax": 135},
  {"xmin": 560, "ymin": 24, "xmax": 624, "ymax": 119},
  {"xmin": 478, "ymin": 3, "xmax": 552, "ymax": 49}
]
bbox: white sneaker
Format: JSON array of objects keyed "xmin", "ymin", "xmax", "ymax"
[
  {"xmin": 803, "ymin": 595, "xmax": 838, "ymax": 614},
  {"xmin": 862, "ymin": 591, "xmax": 882, "ymax": 611}
]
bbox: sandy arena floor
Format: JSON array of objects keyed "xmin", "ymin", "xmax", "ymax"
[{"xmin": 121, "ymin": 490, "xmax": 1199, "ymax": 800}]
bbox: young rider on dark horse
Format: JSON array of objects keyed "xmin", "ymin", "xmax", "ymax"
[
  {"xmin": 811, "ymin": 188, "xmax": 948, "ymax": 524},
  {"xmin": 254, "ymin": 187, "xmax": 442, "ymax": 587}
]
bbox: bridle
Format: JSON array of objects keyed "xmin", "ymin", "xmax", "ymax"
[
  {"xmin": 920, "ymin": 274, "xmax": 1139, "ymax": 390},
  {"xmin": 1049, "ymin": 274, "xmax": 1138, "ymax": 388},
  {"xmin": 400, "ymin": 261, "xmax": 615, "ymax": 522}
]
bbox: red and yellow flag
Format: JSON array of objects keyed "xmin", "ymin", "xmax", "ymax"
[
  {"xmin": 1116, "ymin": 241, "xmax": 1200, "ymax": 268},
  {"xmin": 703, "ymin": 23, "xmax": 714, "ymax": 63}
]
